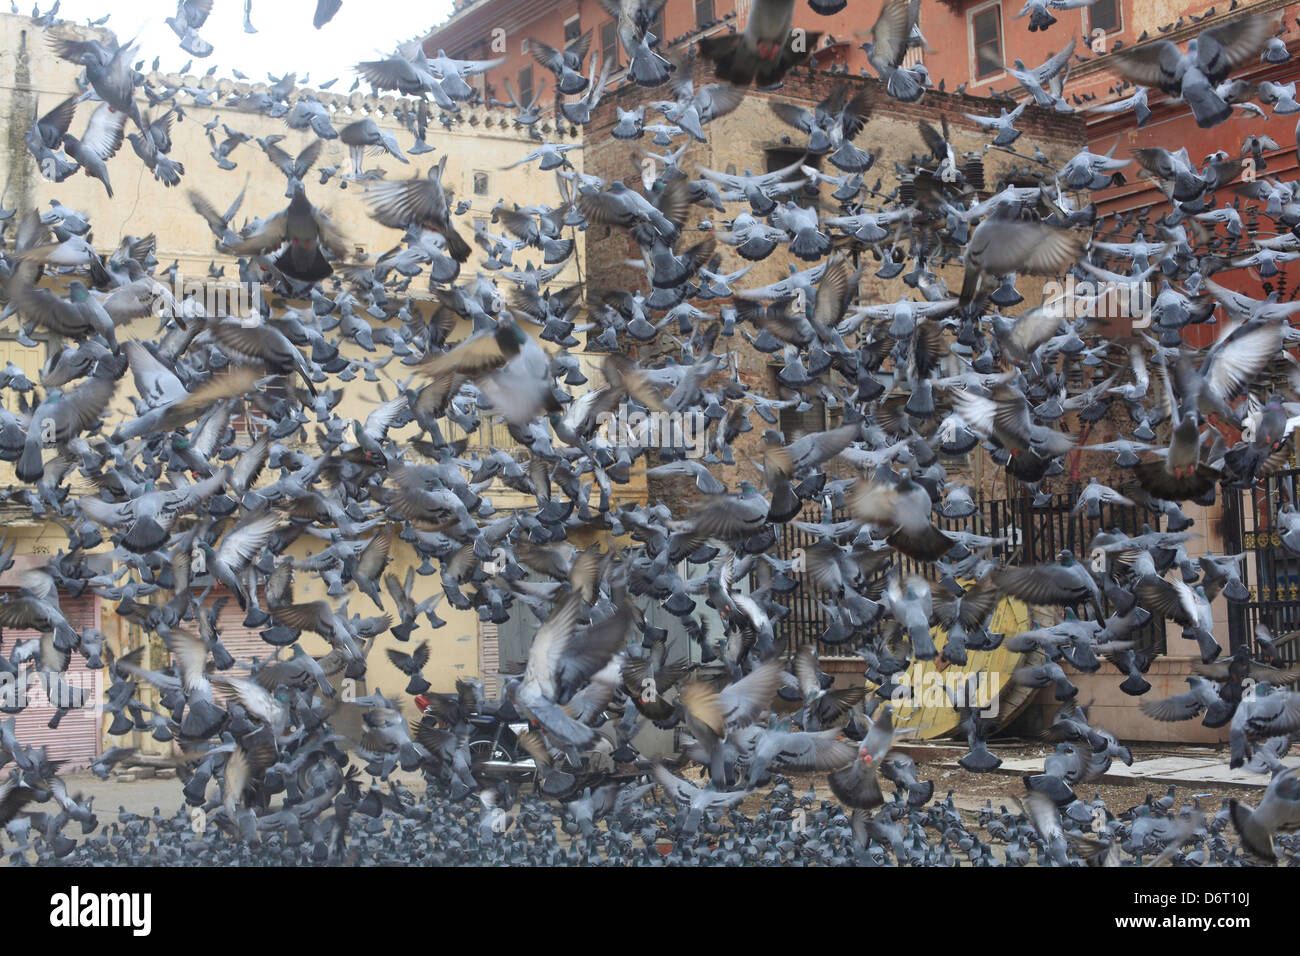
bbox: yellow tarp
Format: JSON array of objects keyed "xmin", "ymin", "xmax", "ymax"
[{"xmin": 890, "ymin": 594, "xmax": 1033, "ymax": 739}]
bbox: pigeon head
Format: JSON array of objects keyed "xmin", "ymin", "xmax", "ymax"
[{"xmin": 495, "ymin": 322, "xmax": 527, "ymax": 355}]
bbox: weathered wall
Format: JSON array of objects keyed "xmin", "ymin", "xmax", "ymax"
[
  {"xmin": 0, "ymin": 15, "xmax": 584, "ymax": 280},
  {"xmin": 0, "ymin": 11, "xmax": 626, "ymax": 750},
  {"xmin": 582, "ymin": 63, "xmax": 1088, "ymax": 509}
]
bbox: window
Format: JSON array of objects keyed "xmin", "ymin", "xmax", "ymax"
[
  {"xmin": 970, "ymin": 3, "xmax": 1003, "ymax": 81},
  {"xmin": 902, "ymin": 5, "xmax": 923, "ymax": 68},
  {"xmin": 766, "ymin": 147, "xmax": 820, "ymax": 208},
  {"xmin": 1088, "ymin": 0, "xmax": 1121, "ymax": 34},
  {"xmin": 695, "ymin": 0, "xmax": 716, "ymax": 28},
  {"xmin": 601, "ymin": 20, "xmax": 620, "ymax": 69},
  {"xmin": 474, "ymin": 171, "xmax": 489, "ymax": 196},
  {"xmin": 778, "ymin": 396, "xmax": 827, "ymax": 442},
  {"xmin": 453, "ymin": 413, "xmax": 513, "ymax": 452},
  {"xmin": 517, "ymin": 65, "xmax": 533, "ymax": 104},
  {"xmin": 775, "ymin": 384, "xmax": 845, "ymax": 470},
  {"xmin": 564, "ymin": 15, "xmax": 581, "ymax": 43},
  {"xmin": 766, "ymin": 147, "xmax": 810, "ymax": 173}
]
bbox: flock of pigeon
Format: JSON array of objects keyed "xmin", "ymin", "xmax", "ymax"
[
  {"xmin": 1, "ymin": 0, "xmax": 1300, "ymax": 866},
  {"xmin": 6, "ymin": 771, "xmax": 1290, "ymax": 867}
]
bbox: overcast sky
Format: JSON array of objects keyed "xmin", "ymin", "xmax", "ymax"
[{"xmin": 43, "ymin": 0, "xmax": 455, "ymax": 84}]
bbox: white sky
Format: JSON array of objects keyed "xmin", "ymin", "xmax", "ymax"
[{"xmin": 40, "ymin": 0, "xmax": 455, "ymax": 84}]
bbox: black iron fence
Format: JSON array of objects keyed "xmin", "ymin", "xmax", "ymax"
[
  {"xmin": 768, "ymin": 487, "xmax": 1168, "ymax": 658},
  {"xmin": 1221, "ymin": 463, "xmax": 1300, "ymax": 665}
]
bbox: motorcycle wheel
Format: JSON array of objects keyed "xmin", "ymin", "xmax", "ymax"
[{"xmin": 468, "ymin": 735, "xmax": 520, "ymax": 784}]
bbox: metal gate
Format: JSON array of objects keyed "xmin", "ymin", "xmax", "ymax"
[
  {"xmin": 0, "ymin": 592, "xmax": 101, "ymax": 769},
  {"xmin": 202, "ymin": 589, "xmax": 283, "ymax": 699},
  {"xmin": 1221, "ymin": 463, "xmax": 1300, "ymax": 664},
  {"xmin": 769, "ymin": 487, "xmax": 1167, "ymax": 657}
]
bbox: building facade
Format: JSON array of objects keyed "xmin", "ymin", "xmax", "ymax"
[
  {"xmin": 423, "ymin": 1, "xmax": 1298, "ymax": 744},
  {"xmin": 0, "ymin": 10, "xmax": 610, "ymax": 765}
]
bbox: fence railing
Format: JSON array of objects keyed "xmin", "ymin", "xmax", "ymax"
[
  {"xmin": 1222, "ymin": 462, "xmax": 1300, "ymax": 665},
  {"xmin": 766, "ymin": 487, "xmax": 1168, "ymax": 658}
]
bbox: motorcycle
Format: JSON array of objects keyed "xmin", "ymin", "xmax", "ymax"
[
  {"xmin": 413, "ymin": 693, "xmax": 621, "ymax": 782},
  {"xmin": 414, "ymin": 692, "xmax": 534, "ymax": 779}
]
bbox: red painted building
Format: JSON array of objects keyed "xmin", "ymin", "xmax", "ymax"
[{"xmin": 426, "ymin": 1, "xmax": 1300, "ymax": 327}]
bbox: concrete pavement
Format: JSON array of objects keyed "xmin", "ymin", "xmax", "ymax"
[{"xmin": 991, "ymin": 752, "xmax": 1298, "ymax": 790}]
